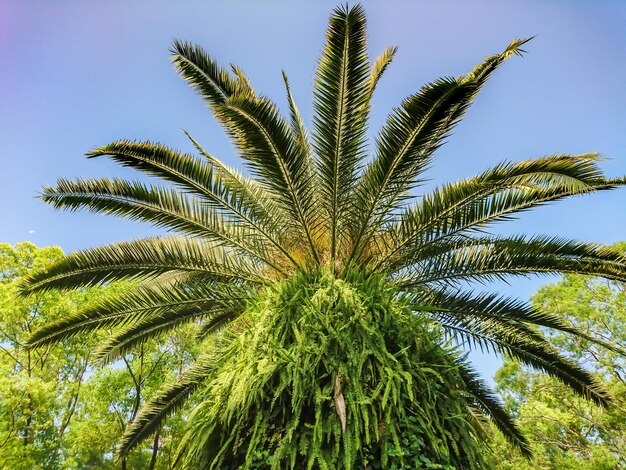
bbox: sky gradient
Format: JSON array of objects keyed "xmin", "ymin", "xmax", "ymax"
[{"xmin": 2, "ymin": 0, "xmax": 625, "ymax": 380}]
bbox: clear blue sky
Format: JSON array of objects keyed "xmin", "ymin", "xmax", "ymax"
[{"xmin": 2, "ymin": 1, "xmax": 625, "ymax": 381}]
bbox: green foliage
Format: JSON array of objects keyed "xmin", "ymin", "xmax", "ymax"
[
  {"xmin": 490, "ymin": 260, "xmax": 626, "ymax": 468},
  {"xmin": 174, "ymin": 270, "xmax": 485, "ymax": 469},
  {"xmin": 61, "ymin": 329, "xmax": 201, "ymax": 469},
  {"xmin": 0, "ymin": 242, "xmax": 100, "ymax": 469},
  {"xmin": 0, "ymin": 242, "xmax": 198, "ymax": 469},
  {"xmin": 19, "ymin": 4, "xmax": 626, "ymax": 468}
]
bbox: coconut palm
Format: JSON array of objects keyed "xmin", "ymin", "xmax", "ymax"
[{"xmin": 22, "ymin": 4, "xmax": 626, "ymax": 468}]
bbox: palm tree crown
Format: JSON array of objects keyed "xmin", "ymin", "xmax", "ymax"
[{"xmin": 23, "ymin": 4, "xmax": 626, "ymax": 468}]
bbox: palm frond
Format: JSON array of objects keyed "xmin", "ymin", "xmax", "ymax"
[
  {"xmin": 86, "ymin": 140, "xmax": 304, "ymax": 270},
  {"xmin": 182, "ymin": 129, "xmax": 284, "ymax": 229},
  {"xmin": 351, "ymin": 77, "xmax": 475, "ymax": 259},
  {"xmin": 281, "ymin": 71, "xmax": 313, "ymax": 165},
  {"xmin": 282, "ymin": 72, "xmax": 322, "ymax": 263},
  {"xmin": 502, "ymin": 336, "xmax": 610, "ymax": 406},
  {"xmin": 428, "ymin": 309, "xmax": 610, "ymax": 405},
  {"xmin": 182, "ymin": 130, "xmax": 304, "ymax": 264},
  {"xmin": 412, "ymin": 288, "xmax": 626, "ymax": 356},
  {"xmin": 93, "ymin": 305, "xmax": 236, "ymax": 366},
  {"xmin": 86, "ymin": 141, "xmax": 266, "ymax": 225},
  {"xmin": 400, "ymin": 235, "xmax": 626, "ymax": 287},
  {"xmin": 171, "ymin": 39, "xmax": 250, "ymax": 106},
  {"xmin": 312, "ymin": 4, "xmax": 370, "ymax": 263},
  {"xmin": 380, "ymin": 157, "xmax": 625, "ymax": 269},
  {"xmin": 196, "ymin": 311, "xmax": 239, "ymax": 341},
  {"xmin": 27, "ymin": 280, "xmax": 246, "ymax": 348},
  {"xmin": 402, "ymin": 236, "xmax": 626, "ymax": 286},
  {"xmin": 214, "ymin": 94, "xmax": 318, "ymax": 263},
  {"xmin": 170, "ymin": 43, "xmax": 322, "ymax": 255},
  {"xmin": 20, "ymin": 237, "xmax": 265, "ymax": 294},
  {"xmin": 42, "ymin": 178, "xmax": 283, "ymax": 265},
  {"xmin": 411, "ymin": 291, "xmax": 547, "ymax": 353},
  {"xmin": 171, "ymin": 41, "xmax": 317, "ymax": 261},
  {"xmin": 464, "ymin": 38, "xmax": 531, "ymax": 83},
  {"xmin": 229, "ymin": 64, "xmax": 254, "ymax": 95},
  {"xmin": 368, "ymin": 46, "xmax": 398, "ymax": 97},
  {"xmin": 458, "ymin": 364, "xmax": 531, "ymax": 457},
  {"xmin": 351, "ymin": 41, "xmax": 529, "ymax": 261},
  {"xmin": 117, "ymin": 355, "xmax": 218, "ymax": 458}
]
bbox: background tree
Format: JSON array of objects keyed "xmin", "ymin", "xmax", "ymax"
[
  {"xmin": 62, "ymin": 326, "xmax": 199, "ymax": 469},
  {"xmin": 0, "ymin": 242, "xmax": 197, "ymax": 469},
  {"xmin": 490, "ymin": 245, "xmax": 626, "ymax": 469},
  {"xmin": 0, "ymin": 242, "xmax": 97, "ymax": 469}
]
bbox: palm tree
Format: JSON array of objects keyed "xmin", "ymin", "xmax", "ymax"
[{"xmin": 22, "ymin": 4, "xmax": 626, "ymax": 468}]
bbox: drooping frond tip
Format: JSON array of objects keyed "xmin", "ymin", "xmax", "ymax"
[
  {"xmin": 169, "ymin": 39, "xmax": 253, "ymax": 106},
  {"xmin": 368, "ymin": 46, "xmax": 398, "ymax": 96},
  {"xmin": 465, "ymin": 37, "xmax": 533, "ymax": 83},
  {"xmin": 504, "ymin": 37, "xmax": 533, "ymax": 57}
]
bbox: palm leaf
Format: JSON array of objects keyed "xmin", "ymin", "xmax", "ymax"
[
  {"xmin": 351, "ymin": 77, "xmax": 476, "ymax": 260},
  {"xmin": 86, "ymin": 140, "xmax": 273, "ymax": 229},
  {"xmin": 215, "ymin": 95, "xmax": 318, "ymax": 261},
  {"xmin": 458, "ymin": 364, "xmax": 531, "ymax": 456},
  {"xmin": 351, "ymin": 40, "xmax": 530, "ymax": 262},
  {"xmin": 93, "ymin": 305, "xmax": 236, "ymax": 365},
  {"xmin": 182, "ymin": 130, "xmax": 305, "ymax": 267},
  {"xmin": 380, "ymin": 157, "xmax": 625, "ymax": 269},
  {"xmin": 401, "ymin": 235, "xmax": 626, "ymax": 287},
  {"xmin": 182, "ymin": 129, "xmax": 285, "ymax": 229},
  {"xmin": 430, "ymin": 312, "xmax": 610, "ymax": 405},
  {"xmin": 312, "ymin": 4, "xmax": 370, "ymax": 263},
  {"xmin": 368, "ymin": 46, "xmax": 398, "ymax": 98},
  {"xmin": 40, "ymin": 177, "xmax": 283, "ymax": 268},
  {"xmin": 170, "ymin": 39, "xmax": 248, "ymax": 106},
  {"xmin": 281, "ymin": 71, "xmax": 313, "ymax": 166},
  {"xmin": 20, "ymin": 237, "xmax": 265, "ymax": 293},
  {"xmin": 117, "ymin": 354, "xmax": 218, "ymax": 459},
  {"xmin": 27, "ymin": 280, "xmax": 246, "ymax": 347},
  {"xmin": 170, "ymin": 43, "xmax": 323, "ymax": 258},
  {"xmin": 413, "ymin": 288, "xmax": 626, "ymax": 355}
]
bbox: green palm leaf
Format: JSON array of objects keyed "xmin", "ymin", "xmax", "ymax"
[
  {"xmin": 171, "ymin": 39, "xmax": 247, "ymax": 106},
  {"xmin": 171, "ymin": 41, "xmax": 319, "ymax": 263},
  {"xmin": 417, "ymin": 288, "xmax": 626, "ymax": 356},
  {"xmin": 182, "ymin": 129, "xmax": 286, "ymax": 229},
  {"xmin": 368, "ymin": 46, "xmax": 398, "ymax": 98},
  {"xmin": 350, "ymin": 40, "xmax": 530, "ymax": 262},
  {"xmin": 41, "ymin": 177, "xmax": 282, "ymax": 268},
  {"xmin": 20, "ymin": 237, "xmax": 264, "ymax": 293},
  {"xmin": 312, "ymin": 4, "xmax": 370, "ymax": 263},
  {"xmin": 27, "ymin": 280, "xmax": 246, "ymax": 348},
  {"xmin": 93, "ymin": 306, "xmax": 233, "ymax": 365},
  {"xmin": 117, "ymin": 354, "xmax": 219, "ymax": 459},
  {"xmin": 429, "ymin": 309, "xmax": 609, "ymax": 405},
  {"xmin": 459, "ymin": 364, "xmax": 531, "ymax": 457},
  {"xmin": 381, "ymin": 156, "xmax": 625, "ymax": 269},
  {"xmin": 86, "ymin": 140, "xmax": 275, "ymax": 230},
  {"xmin": 214, "ymin": 94, "xmax": 318, "ymax": 262},
  {"xmin": 401, "ymin": 235, "xmax": 626, "ymax": 287}
]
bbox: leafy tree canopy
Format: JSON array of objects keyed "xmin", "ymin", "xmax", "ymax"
[
  {"xmin": 0, "ymin": 242, "xmax": 101, "ymax": 468},
  {"xmin": 490, "ymin": 244, "xmax": 626, "ymax": 468},
  {"xmin": 0, "ymin": 243, "xmax": 197, "ymax": 469}
]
